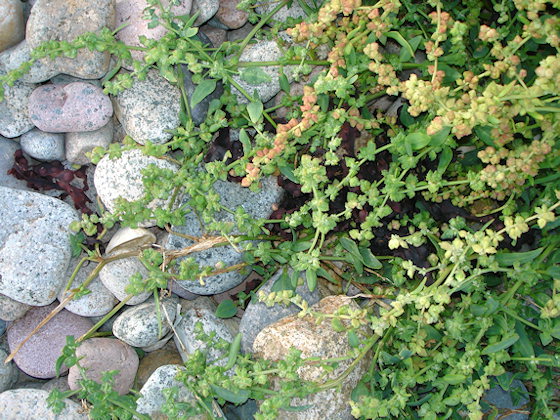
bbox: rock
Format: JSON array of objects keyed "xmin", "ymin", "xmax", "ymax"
[
  {"xmin": 0, "ymin": 77, "xmax": 36, "ymax": 138},
  {"xmin": 169, "ymin": 280, "xmax": 198, "ymax": 300},
  {"xmin": 99, "ymin": 257, "xmax": 152, "ymax": 305},
  {"xmin": 0, "ymin": 137, "xmax": 28, "ymax": 189},
  {"xmin": 255, "ymin": 1, "xmax": 308, "ymax": 22},
  {"xmin": 136, "ymin": 364, "xmax": 204, "ymax": 419},
  {"xmin": 0, "ymin": 40, "xmax": 58, "ymax": 83},
  {"xmin": 191, "ymin": 0, "xmax": 219, "ymax": 26},
  {"xmin": 57, "ymin": 259, "xmax": 117, "ymax": 317},
  {"xmin": 222, "ymin": 399, "xmax": 259, "ymax": 420},
  {"xmin": 227, "ymin": 22, "xmax": 254, "ymax": 42},
  {"xmin": 174, "ymin": 297, "xmax": 234, "ymax": 366},
  {"xmin": 165, "ymin": 176, "xmax": 283, "ymax": 295},
  {"xmin": 0, "ymin": 388, "xmax": 87, "ymax": 419},
  {"xmin": 7, "ymin": 303, "xmax": 94, "ymax": 378},
  {"xmin": 93, "ymin": 148, "xmax": 179, "ymax": 224},
  {"xmin": 112, "ymin": 296, "xmax": 179, "ymax": 349},
  {"xmin": 135, "ymin": 344, "xmax": 183, "ymax": 388},
  {"xmin": 67, "ymin": 337, "xmax": 139, "ymax": 395},
  {"xmin": 240, "ymin": 270, "xmax": 321, "ymax": 353},
  {"xmin": 113, "ymin": 70, "xmax": 181, "ymax": 144},
  {"xmin": 20, "ymin": 128, "xmax": 65, "ymax": 161},
  {"xmin": 41, "ymin": 376, "xmax": 71, "ymax": 394},
  {"xmin": 0, "ymin": 293, "xmax": 30, "ymax": 321},
  {"xmin": 0, "ymin": 0, "xmax": 25, "ymax": 53},
  {"xmin": 28, "ymin": 82, "xmax": 113, "ymax": 133},
  {"xmin": 0, "ymin": 319, "xmax": 5, "ymax": 336},
  {"xmin": 216, "ymin": 0, "xmax": 248, "ymax": 29},
  {"xmin": 200, "ymin": 26, "xmax": 227, "ymax": 48},
  {"xmin": 115, "ymin": 0, "xmax": 192, "ymax": 66},
  {"xmin": 65, "ymin": 119, "xmax": 114, "ymax": 165},
  {"xmin": 26, "ymin": 0, "xmax": 115, "ymax": 79},
  {"xmin": 50, "ymin": 74, "xmax": 103, "ymax": 87},
  {"xmin": 105, "ymin": 226, "xmax": 157, "ymax": 256},
  {"xmin": 232, "ymin": 40, "xmax": 288, "ymax": 103},
  {"xmin": 0, "ymin": 347, "xmax": 17, "ymax": 392},
  {"xmin": 253, "ymin": 295, "xmax": 372, "ymax": 420},
  {"xmin": 0, "ymin": 186, "xmax": 78, "ymax": 306},
  {"xmin": 482, "ymin": 373, "xmax": 530, "ymax": 420}
]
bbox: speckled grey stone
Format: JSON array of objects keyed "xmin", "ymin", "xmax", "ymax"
[
  {"xmin": 0, "ymin": 186, "xmax": 78, "ymax": 306},
  {"xmin": 0, "ymin": 388, "xmax": 87, "ymax": 419},
  {"xmin": 253, "ymin": 296, "xmax": 372, "ymax": 420},
  {"xmin": 99, "ymin": 257, "xmax": 152, "ymax": 305},
  {"xmin": 67, "ymin": 337, "xmax": 139, "ymax": 395},
  {"xmin": 482, "ymin": 373, "xmax": 529, "ymax": 420},
  {"xmin": 40, "ymin": 376, "xmax": 71, "ymax": 394},
  {"xmin": 28, "ymin": 82, "xmax": 113, "ymax": 133},
  {"xmin": 200, "ymin": 26, "xmax": 227, "ymax": 47},
  {"xmin": 231, "ymin": 40, "xmax": 289, "ymax": 104},
  {"xmin": 0, "ymin": 0, "xmax": 24, "ymax": 53},
  {"xmin": 0, "ymin": 348, "xmax": 17, "ymax": 392},
  {"xmin": 174, "ymin": 297, "xmax": 233, "ymax": 366},
  {"xmin": 93, "ymin": 149, "xmax": 179, "ymax": 225},
  {"xmin": 240, "ymin": 270, "xmax": 321, "ymax": 353},
  {"xmin": 113, "ymin": 70, "xmax": 181, "ymax": 144},
  {"xmin": 20, "ymin": 128, "xmax": 65, "ymax": 161},
  {"xmin": 191, "ymin": 0, "xmax": 219, "ymax": 25},
  {"xmin": 0, "ymin": 319, "xmax": 5, "ymax": 336},
  {"xmin": 26, "ymin": 0, "xmax": 115, "ymax": 79},
  {"xmin": 0, "ymin": 77, "xmax": 36, "ymax": 138},
  {"xmin": 0, "ymin": 137, "xmax": 28, "ymax": 189},
  {"xmin": 227, "ymin": 22, "xmax": 254, "ymax": 42},
  {"xmin": 165, "ymin": 176, "xmax": 283, "ymax": 295},
  {"xmin": 136, "ymin": 364, "xmax": 204, "ymax": 419},
  {"xmin": 0, "ymin": 293, "xmax": 30, "ymax": 321},
  {"xmin": 112, "ymin": 296, "xmax": 178, "ymax": 348},
  {"xmin": 7, "ymin": 303, "xmax": 93, "ymax": 378},
  {"xmin": 65, "ymin": 119, "xmax": 114, "ymax": 165},
  {"xmin": 0, "ymin": 40, "xmax": 58, "ymax": 83},
  {"xmin": 57, "ymin": 258, "xmax": 117, "ymax": 317},
  {"xmin": 255, "ymin": 1, "xmax": 309, "ymax": 22},
  {"xmin": 50, "ymin": 74, "xmax": 103, "ymax": 87}
]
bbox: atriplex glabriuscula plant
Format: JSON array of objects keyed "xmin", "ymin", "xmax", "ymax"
[{"xmin": 1, "ymin": 0, "xmax": 560, "ymax": 418}]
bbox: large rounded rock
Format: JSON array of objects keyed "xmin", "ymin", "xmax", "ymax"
[
  {"xmin": 57, "ymin": 259, "xmax": 117, "ymax": 317},
  {"xmin": 0, "ymin": 293, "xmax": 30, "ymax": 321},
  {"xmin": 0, "ymin": 187, "xmax": 78, "ymax": 306},
  {"xmin": 67, "ymin": 337, "xmax": 139, "ymax": 395},
  {"xmin": 135, "ymin": 345, "xmax": 183, "ymax": 388},
  {"xmin": 0, "ymin": 0, "xmax": 25, "ymax": 53},
  {"xmin": 0, "ymin": 78, "xmax": 36, "ymax": 138},
  {"xmin": 165, "ymin": 176, "xmax": 283, "ymax": 295},
  {"xmin": 0, "ymin": 348, "xmax": 17, "ymax": 393},
  {"xmin": 112, "ymin": 296, "xmax": 178, "ymax": 348},
  {"xmin": 191, "ymin": 0, "xmax": 219, "ymax": 25},
  {"xmin": 136, "ymin": 364, "xmax": 204, "ymax": 419},
  {"xmin": 0, "ymin": 137, "xmax": 29, "ymax": 189},
  {"xmin": 239, "ymin": 270, "xmax": 321, "ymax": 353},
  {"xmin": 115, "ymin": 0, "xmax": 192, "ymax": 66},
  {"xmin": 113, "ymin": 70, "xmax": 181, "ymax": 144},
  {"xmin": 98, "ymin": 257, "xmax": 151, "ymax": 305},
  {"xmin": 7, "ymin": 303, "xmax": 94, "ymax": 378},
  {"xmin": 93, "ymin": 149, "xmax": 179, "ymax": 224},
  {"xmin": 28, "ymin": 83, "xmax": 113, "ymax": 133},
  {"xmin": 215, "ymin": 0, "xmax": 248, "ymax": 29},
  {"xmin": 0, "ymin": 40, "xmax": 59, "ymax": 83},
  {"xmin": 0, "ymin": 388, "xmax": 87, "ymax": 419},
  {"xmin": 26, "ymin": 0, "xmax": 115, "ymax": 79},
  {"xmin": 65, "ymin": 119, "xmax": 114, "ymax": 165},
  {"xmin": 253, "ymin": 296, "xmax": 372, "ymax": 420},
  {"xmin": 20, "ymin": 128, "xmax": 65, "ymax": 161}
]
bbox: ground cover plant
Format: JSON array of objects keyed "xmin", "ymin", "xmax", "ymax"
[{"xmin": 1, "ymin": 0, "xmax": 560, "ymax": 418}]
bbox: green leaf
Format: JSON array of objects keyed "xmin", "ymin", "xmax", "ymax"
[
  {"xmin": 209, "ymin": 384, "xmax": 250, "ymax": 404},
  {"xmin": 513, "ymin": 322, "xmax": 534, "ymax": 358},
  {"xmin": 347, "ymin": 330, "xmax": 360, "ymax": 348},
  {"xmin": 437, "ymin": 147, "xmax": 453, "ymax": 173},
  {"xmin": 405, "ymin": 131, "xmax": 431, "ymax": 150},
  {"xmin": 441, "ymin": 374, "xmax": 467, "ymax": 385},
  {"xmin": 224, "ymin": 333, "xmax": 242, "ymax": 370},
  {"xmin": 481, "ymin": 333, "xmax": 519, "ymax": 355},
  {"xmin": 291, "ymin": 241, "xmax": 312, "ymax": 252},
  {"xmin": 247, "ymin": 101, "xmax": 263, "ymax": 124},
  {"xmin": 400, "ymin": 104, "xmax": 415, "ymax": 127},
  {"xmin": 279, "ymin": 72, "xmax": 290, "ymax": 93},
  {"xmin": 474, "ymin": 125, "xmax": 497, "ymax": 147},
  {"xmin": 386, "ymin": 31, "xmax": 415, "ymax": 62},
  {"xmin": 239, "ymin": 67, "xmax": 272, "ymax": 85},
  {"xmin": 318, "ymin": 94, "xmax": 329, "ymax": 112},
  {"xmin": 271, "ymin": 270, "xmax": 295, "ymax": 292},
  {"xmin": 430, "ymin": 126, "xmax": 451, "ymax": 147},
  {"xmin": 306, "ymin": 269, "xmax": 317, "ymax": 291},
  {"xmin": 340, "ymin": 237, "xmax": 361, "ymax": 257},
  {"xmin": 317, "ymin": 266, "xmax": 336, "ymax": 283},
  {"xmin": 278, "ymin": 164, "xmax": 298, "ymax": 183},
  {"xmin": 239, "ymin": 128, "xmax": 252, "ymax": 155},
  {"xmin": 69, "ymin": 232, "xmax": 85, "ymax": 258},
  {"xmin": 183, "ymin": 27, "xmax": 198, "ymax": 38},
  {"xmin": 347, "ymin": 253, "xmax": 364, "ymax": 275},
  {"xmin": 359, "ymin": 247, "xmax": 382, "ymax": 269},
  {"xmin": 190, "ymin": 79, "xmax": 217, "ymax": 108},
  {"xmin": 495, "ymin": 247, "xmax": 544, "ymax": 267},
  {"xmin": 215, "ymin": 300, "xmax": 237, "ymax": 318}
]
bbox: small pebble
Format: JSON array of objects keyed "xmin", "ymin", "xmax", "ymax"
[{"xmin": 20, "ymin": 128, "xmax": 65, "ymax": 161}]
